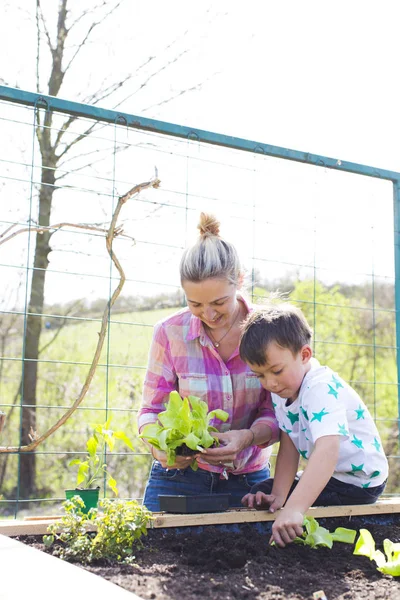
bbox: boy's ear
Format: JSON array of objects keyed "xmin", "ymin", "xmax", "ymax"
[{"xmin": 301, "ymin": 345, "xmax": 312, "ymax": 364}]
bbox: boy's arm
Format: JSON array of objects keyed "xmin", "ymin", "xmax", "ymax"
[
  {"xmin": 268, "ymin": 431, "xmax": 300, "ymax": 510},
  {"xmin": 243, "ymin": 432, "xmax": 299, "ymax": 510},
  {"xmin": 271, "ymin": 435, "xmax": 340, "ymax": 547}
]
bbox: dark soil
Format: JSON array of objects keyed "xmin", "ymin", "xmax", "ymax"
[
  {"xmin": 20, "ymin": 516, "xmax": 400, "ymax": 599},
  {"xmin": 175, "ymin": 444, "xmax": 198, "ymax": 456}
]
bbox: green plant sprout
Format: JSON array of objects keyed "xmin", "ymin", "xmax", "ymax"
[
  {"xmin": 139, "ymin": 391, "xmax": 229, "ymax": 469},
  {"xmin": 292, "ymin": 516, "xmax": 357, "ymax": 549},
  {"xmin": 69, "ymin": 419, "xmax": 134, "ymax": 495},
  {"xmin": 43, "ymin": 496, "xmax": 153, "ymax": 563},
  {"xmin": 354, "ymin": 528, "xmax": 400, "ymax": 576}
]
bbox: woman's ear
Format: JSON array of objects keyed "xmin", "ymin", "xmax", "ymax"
[
  {"xmin": 237, "ymin": 272, "xmax": 245, "ymax": 289},
  {"xmin": 301, "ymin": 345, "xmax": 313, "ymax": 364}
]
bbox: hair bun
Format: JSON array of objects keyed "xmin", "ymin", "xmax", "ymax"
[{"xmin": 198, "ymin": 212, "xmax": 220, "ymax": 238}]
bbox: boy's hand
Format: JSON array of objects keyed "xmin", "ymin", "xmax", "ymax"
[
  {"xmin": 270, "ymin": 507, "xmax": 304, "ymax": 547},
  {"xmin": 241, "ymin": 491, "xmax": 283, "ymax": 512}
]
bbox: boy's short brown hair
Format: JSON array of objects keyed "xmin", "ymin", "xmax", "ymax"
[{"xmin": 239, "ymin": 303, "xmax": 313, "ymax": 366}]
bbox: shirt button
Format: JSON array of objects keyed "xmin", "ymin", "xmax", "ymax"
[
  {"xmin": 225, "ymin": 371, "xmax": 229, "ymax": 375},
  {"xmin": 227, "ymin": 395, "xmax": 231, "ymax": 400}
]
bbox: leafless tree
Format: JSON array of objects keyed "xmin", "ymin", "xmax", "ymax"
[{"xmin": 11, "ymin": 0, "xmax": 215, "ymax": 497}]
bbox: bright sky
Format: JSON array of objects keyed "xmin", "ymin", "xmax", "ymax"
[{"xmin": 0, "ymin": 0, "xmax": 399, "ymax": 306}]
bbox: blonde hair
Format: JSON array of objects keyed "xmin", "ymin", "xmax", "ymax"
[{"xmin": 180, "ymin": 213, "xmax": 242, "ymax": 285}]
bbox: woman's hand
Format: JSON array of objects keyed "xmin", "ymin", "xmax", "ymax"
[
  {"xmin": 151, "ymin": 446, "xmax": 194, "ymax": 470},
  {"xmin": 201, "ymin": 429, "xmax": 253, "ymax": 466}
]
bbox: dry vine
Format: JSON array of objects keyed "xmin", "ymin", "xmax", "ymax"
[{"xmin": 0, "ymin": 174, "xmax": 160, "ymax": 453}]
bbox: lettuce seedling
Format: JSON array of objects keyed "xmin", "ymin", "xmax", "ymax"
[
  {"xmin": 294, "ymin": 516, "xmax": 357, "ymax": 549},
  {"xmin": 354, "ymin": 528, "xmax": 400, "ymax": 576},
  {"xmin": 139, "ymin": 391, "xmax": 229, "ymax": 468}
]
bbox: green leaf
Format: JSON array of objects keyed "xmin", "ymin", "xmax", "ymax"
[
  {"xmin": 76, "ymin": 461, "xmax": 89, "ymax": 486},
  {"xmin": 383, "ymin": 538, "xmax": 400, "ymax": 563},
  {"xmin": 184, "ymin": 432, "xmax": 202, "ymax": 451},
  {"xmin": 373, "ymin": 549, "xmax": 388, "ymax": 569},
  {"xmin": 108, "ymin": 475, "xmax": 118, "ymax": 496},
  {"xmin": 43, "ymin": 534, "xmax": 54, "ymax": 547},
  {"xmin": 86, "ymin": 436, "xmax": 98, "ymax": 458},
  {"xmin": 138, "ymin": 392, "xmax": 229, "ymax": 470},
  {"xmin": 354, "ymin": 528, "xmax": 376, "ymax": 559},
  {"xmin": 207, "ymin": 409, "xmax": 229, "ymax": 423},
  {"xmin": 113, "ymin": 431, "xmax": 134, "ymax": 450},
  {"xmin": 378, "ymin": 559, "xmax": 400, "ymax": 576},
  {"xmin": 304, "ymin": 527, "xmax": 333, "ymax": 549},
  {"xmin": 331, "ymin": 527, "xmax": 357, "ymax": 544}
]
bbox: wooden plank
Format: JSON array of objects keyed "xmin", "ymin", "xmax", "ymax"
[
  {"xmin": 151, "ymin": 499, "xmax": 400, "ymax": 528},
  {"xmin": 1, "ymin": 497, "xmax": 399, "ymax": 536},
  {"xmin": 0, "ymin": 519, "xmax": 97, "ymax": 536}
]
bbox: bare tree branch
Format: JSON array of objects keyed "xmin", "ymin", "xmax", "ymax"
[
  {"xmin": 37, "ymin": 0, "xmax": 54, "ymax": 56},
  {"xmin": 56, "ymin": 121, "xmax": 98, "ymax": 160},
  {"xmin": 0, "ymin": 221, "xmax": 135, "ymax": 247},
  {"xmin": 63, "ymin": 1, "xmax": 123, "ymax": 77},
  {"xmin": 38, "ymin": 299, "xmax": 83, "ymax": 356},
  {"xmin": 0, "ymin": 174, "xmax": 160, "ymax": 454},
  {"xmin": 112, "ymin": 48, "xmax": 189, "ymax": 110},
  {"xmin": 57, "ymin": 144, "xmax": 128, "ymax": 179}
]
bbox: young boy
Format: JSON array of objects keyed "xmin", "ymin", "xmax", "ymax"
[{"xmin": 239, "ymin": 303, "xmax": 388, "ymax": 547}]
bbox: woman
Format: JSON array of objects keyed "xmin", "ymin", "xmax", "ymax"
[{"xmin": 138, "ymin": 213, "xmax": 279, "ymax": 511}]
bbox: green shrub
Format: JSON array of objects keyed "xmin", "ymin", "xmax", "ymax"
[{"xmin": 43, "ymin": 495, "xmax": 153, "ymax": 563}]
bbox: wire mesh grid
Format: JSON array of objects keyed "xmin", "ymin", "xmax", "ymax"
[{"xmin": 0, "ymin": 92, "xmax": 399, "ymax": 517}]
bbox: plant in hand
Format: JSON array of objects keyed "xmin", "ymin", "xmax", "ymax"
[
  {"xmin": 69, "ymin": 419, "xmax": 134, "ymax": 495},
  {"xmin": 43, "ymin": 495, "xmax": 153, "ymax": 564},
  {"xmin": 139, "ymin": 391, "xmax": 229, "ymax": 469}
]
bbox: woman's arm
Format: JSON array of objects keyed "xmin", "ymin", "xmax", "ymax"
[{"xmin": 138, "ymin": 322, "xmax": 193, "ymax": 469}]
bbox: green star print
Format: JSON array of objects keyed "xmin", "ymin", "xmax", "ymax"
[
  {"xmin": 338, "ymin": 423, "xmax": 349, "ymax": 436},
  {"xmin": 301, "ymin": 407, "xmax": 309, "ymax": 421},
  {"xmin": 346, "ymin": 463, "xmax": 364, "ymax": 475},
  {"xmin": 327, "ymin": 384, "xmax": 339, "ymax": 399},
  {"xmin": 351, "ymin": 435, "xmax": 364, "ymax": 449},
  {"xmin": 282, "ymin": 425, "xmax": 292, "ymax": 434},
  {"xmin": 287, "ymin": 410, "xmax": 300, "ymax": 425},
  {"xmin": 370, "ymin": 470, "xmax": 380, "ymax": 478},
  {"xmin": 331, "ymin": 374, "xmax": 344, "ymax": 390},
  {"xmin": 299, "ymin": 449, "xmax": 308, "ymax": 459},
  {"xmin": 311, "ymin": 408, "xmax": 329, "ymax": 422},
  {"xmin": 355, "ymin": 404, "xmax": 366, "ymax": 420},
  {"xmin": 372, "ymin": 437, "xmax": 381, "ymax": 452}
]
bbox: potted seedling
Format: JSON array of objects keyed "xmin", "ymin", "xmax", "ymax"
[
  {"xmin": 139, "ymin": 391, "xmax": 231, "ymax": 513},
  {"xmin": 67, "ymin": 419, "xmax": 134, "ymax": 513}
]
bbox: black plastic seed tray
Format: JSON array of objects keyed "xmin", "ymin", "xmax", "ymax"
[{"xmin": 159, "ymin": 494, "xmax": 231, "ymax": 514}]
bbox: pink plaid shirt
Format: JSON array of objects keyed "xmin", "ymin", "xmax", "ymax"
[{"xmin": 138, "ymin": 296, "xmax": 279, "ymax": 475}]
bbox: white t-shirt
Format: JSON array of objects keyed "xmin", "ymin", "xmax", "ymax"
[{"xmin": 272, "ymin": 358, "xmax": 388, "ymax": 487}]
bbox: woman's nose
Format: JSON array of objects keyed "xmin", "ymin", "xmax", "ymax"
[{"xmin": 203, "ymin": 307, "xmax": 217, "ymax": 321}]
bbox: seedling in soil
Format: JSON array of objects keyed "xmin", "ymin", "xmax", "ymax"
[
  {"xmin": 354, "ymin": 528, "xmax": 400, "ymax": 576},
  {"xmin": 291, "ymin": 516, "xmax": 356, "ymax": 549},
  {"xmin": 139, "ymin": 391, "xmax": 229, "ymax": 469}
]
